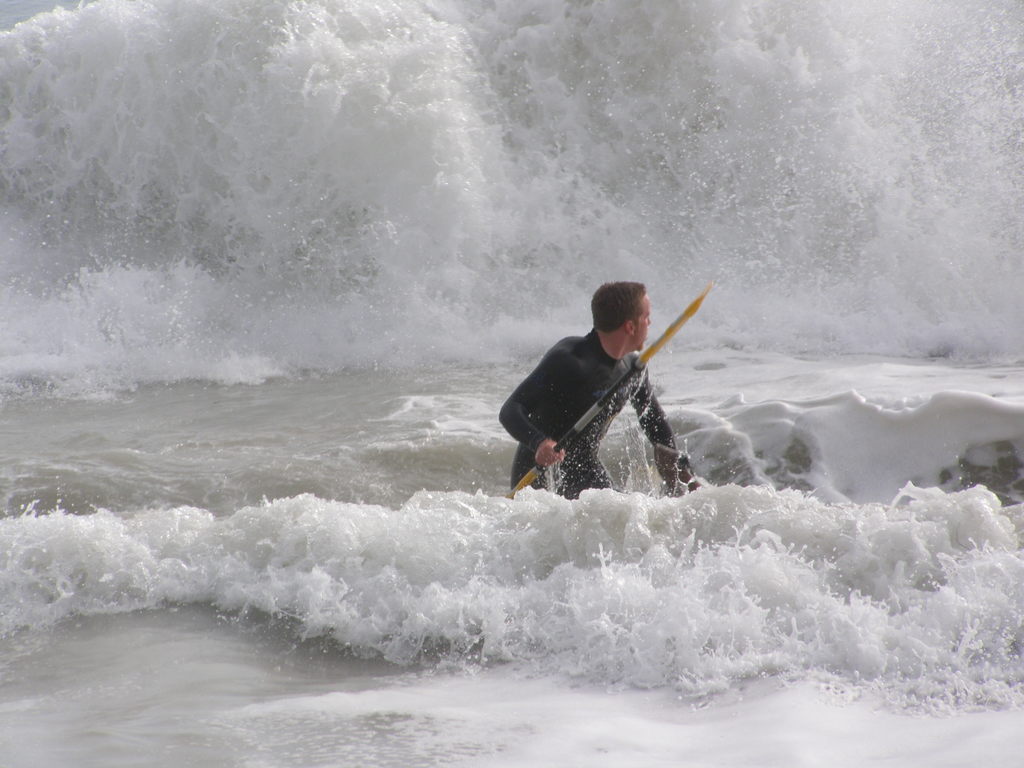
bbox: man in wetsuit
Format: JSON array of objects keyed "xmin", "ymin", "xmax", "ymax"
[{"xmin": 500, "ymin": 281, "xmax": 698, "ymax": 499}]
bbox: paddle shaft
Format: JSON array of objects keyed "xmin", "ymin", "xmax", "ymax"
[{"xmin": 507, "ymin": 282, "xmax": 713, "ymax": 497}]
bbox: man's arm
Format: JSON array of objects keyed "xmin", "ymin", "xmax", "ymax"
[
  {"xmin": 499, "ymin": 386, "xmax": 545, "ymax": 453},
  {"xmin": 500, "ymin": 341, "xmax": 588, "ymax": 469},
  {"xmin": 654, "ymin": 443, "xmax": 700, "ymax": 495},
  {"xmin": 499, "ymin": 358, "xmax": 566, "ymax": 467},
  {"xmin": 500, "ymin": 388, "xmax": 565, "ymax": 467},
  {"xmin": 631, "ymin": 372, "xmax": 699, "ymax": 494},
  {"xmin": 630, "ymin": 370, "xmax": 675, "ymax": 448}
]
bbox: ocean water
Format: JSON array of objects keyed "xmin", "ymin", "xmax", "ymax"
[{"xmin": 3, "ymin": 0, "xmax": 1024, "ymax": 765}]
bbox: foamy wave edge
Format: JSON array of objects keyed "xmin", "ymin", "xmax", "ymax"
[{"xmin": 3, "ymin": 484, "xmax": 1024, "ymax": 710}]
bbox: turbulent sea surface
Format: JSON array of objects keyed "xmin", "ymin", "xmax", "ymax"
[{"xmin": 3, "ymin": 1, "xmax": 1024, "ymax": 766}]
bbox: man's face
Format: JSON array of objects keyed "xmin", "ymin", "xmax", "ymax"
[{"xmin": 626, "ymin": 294, "xmax": 652, "ymax": 352}]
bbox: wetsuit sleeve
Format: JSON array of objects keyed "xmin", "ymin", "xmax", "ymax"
[
  {"xmin": 499, "ymin": 361, "xmax": 553, "ymax": 453},
  {"xmin": 630, "ymin": 369, "xmax": 676, "ymax": 450},
  {"xmin": 500, "ymin": 341, "xmax": 585, "ymax": 453}
]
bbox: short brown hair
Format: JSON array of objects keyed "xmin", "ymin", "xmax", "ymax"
[{"xmin": 591, "ymin": 282, "xmax": 646, "ymax": 332}]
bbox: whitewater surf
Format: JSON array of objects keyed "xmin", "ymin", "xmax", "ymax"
[{"xmin": 3, "ymin": 0, "xmax": 1024, "ymax": 766}]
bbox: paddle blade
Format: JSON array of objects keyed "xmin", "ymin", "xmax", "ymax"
[
  {"xmin": 638, "ymin": 281, "xmax": 713, "ymax": 366},
  {"xmin": 508, "ymin": 466, "xmax": 540, "ymax": 498}
]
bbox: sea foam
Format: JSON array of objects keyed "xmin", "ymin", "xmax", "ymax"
[
  {"xmin": 2, "ymin": 0, "xmax": 1024, "ymax": 394},
  {"xmin": 3, "ymin": 484, "xmax": 1022, "ymax": 710}
]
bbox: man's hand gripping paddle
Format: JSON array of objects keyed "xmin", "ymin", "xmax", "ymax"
[{"xmin": 507, "ymin": 282, "xmax": 713, "ymax": 498}]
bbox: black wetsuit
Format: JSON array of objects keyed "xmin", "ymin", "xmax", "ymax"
[{"xmin": 499, "ymin": 329, "xmax": 676, "ymax": 499}]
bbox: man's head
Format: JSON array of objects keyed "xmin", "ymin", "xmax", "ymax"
[
  {"xmin": 591, "ymin": 281, "xmax": 651, "ymax": 354},
  {"xmin": 591, "ymin": 282, "xmax": 646, "ymax": 331}
]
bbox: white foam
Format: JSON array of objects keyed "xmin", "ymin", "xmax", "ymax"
[
  {"xmin": 700, "ymin": 390, "xmax": 1024, "ymax": 503},
  {"xmin": 3, "ymin": 483, "xmax": 1023, "ymax": 711},
  {"xmin": 2, "ymin": 0, "xmax": 1024, "ymax": 393},
  {"xmin": 222, "ymin": 672, "xmax": 1024, "ymax": 768}
]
